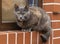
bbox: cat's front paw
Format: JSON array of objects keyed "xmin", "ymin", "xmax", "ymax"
[{"xmin": 21, "ymin": 29, "xmax": 26, "ymax": 32}]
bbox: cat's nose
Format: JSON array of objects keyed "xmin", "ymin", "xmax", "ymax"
[
  {"xmin": 20, "ymin": 17, "xmax": 22, "ymax": 19},
  {"xmin": 19, "ymin": 15, "xmax": 23, "ymax": 19}
]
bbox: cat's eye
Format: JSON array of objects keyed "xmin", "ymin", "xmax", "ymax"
[{"xmin": 17, "ymin": 11, "xmax": 20, "ymax": 14}]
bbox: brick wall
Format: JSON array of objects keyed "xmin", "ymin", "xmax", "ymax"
[
  {"xmin": 0, "ymin": 31, "xmax": 51, "ymax": 44},
  {"xmin": 43, "ymin": 0, "xmax": 60, "ymax": 44},
  {"xmin": 1, "ymin": 0, "xmax": 60, "ymax": 44},
  {"xmin": 0, "ymin": 31, "xmax": 45, "ymax": 44}
]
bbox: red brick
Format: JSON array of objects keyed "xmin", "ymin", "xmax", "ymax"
[
  {"xmin": 43, "ymin": 5, "xmax": 54, "ymax": 12},
  {"xmin": 51, "ymin": 22, "xmax": 60, "ymax": 28},
  {"xmin": 44, "ymin": 0, "xmax": 60, "ymax": 3},
  {"xmin": 53, "ymin": 39, "xmax": 60, "ymax": 44},
  {"xmin": 53, "ymin": 30, "xmax": 60, "ymax": 37},
  {"xmin": 32, "ymin": 32, "xmax": 44, "ymax": 44},
  {"xmin": 32, "ymin": 32, "xmax": 37, "ymax": 44},
  {"xmin": 25, "ymin": 32, "xmax": 30, "ymax": 44},
  {"xmin": 17, "ymin": 32, "xmax": 23, "ymax": 44},
  {"xmin": 48, "ymin": 13, "xmax": 60, "ymax": 20},
  {"xmin": 54, "ymin": 5, "xmax": 60, "ymax": 12},
  {"xmin": 0, "ymin": 34, "xmax": 7, "ymax": 44},
  {"xmin": 44, "ymin": 0, "xmax": 54, "ymax": 2},
  {"xmin": 9, "ymin": 33, "xmax": 15, "ymax": 44},
  {"xmin": 54, "ymin": 0, "xmax": 60, "ymax": 2},
  {"xmin": 43, "ymin": 5, "xmax": 60, "ymax": 12}
]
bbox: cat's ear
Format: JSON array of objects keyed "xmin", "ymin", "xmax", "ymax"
[
  {"xmin": 24, "ymin": 5, "xmax": 29, "ymax": 11},
  {"xmin": 14, "ymin": 4, "xmax": 19, "ymax": 11}
]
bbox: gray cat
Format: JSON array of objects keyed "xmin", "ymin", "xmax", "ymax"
[{"xmin": 14, "ymin": 4, "xmax": 51, "ymax": 44}]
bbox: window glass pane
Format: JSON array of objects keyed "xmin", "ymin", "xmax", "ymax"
[
  {"xmin": 28, "ymin": 0, "xmax": 34, "ymax": 6},
  {"xmin": 34, "ymin": 0, "xmax": 38, "ymax": 6},
  {"xmin": 28, "ymin": 0, "xmax": 38, "ymax": 6}
]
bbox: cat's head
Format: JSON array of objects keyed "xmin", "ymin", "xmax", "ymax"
[{"xmin": 14, "ymin": 4, "xmax": 31, "ymax": 22}]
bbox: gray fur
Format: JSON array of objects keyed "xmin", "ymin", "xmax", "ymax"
[{"xmin": 14, "ymin": 4, "xmax": 51, "ymax": 43}]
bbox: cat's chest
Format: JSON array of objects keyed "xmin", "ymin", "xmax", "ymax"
[
  {"xmin": 17, "ymin": 16, "xmax": 39, "ymax": 28},
  {"xmin": 17, "ymin": 21, "xmax": 27, "ymax": 28}
]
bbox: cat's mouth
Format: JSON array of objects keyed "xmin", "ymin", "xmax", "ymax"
[{"xmin": 17, "ymin": 19, "xmax": 26, "ymax": 22}]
